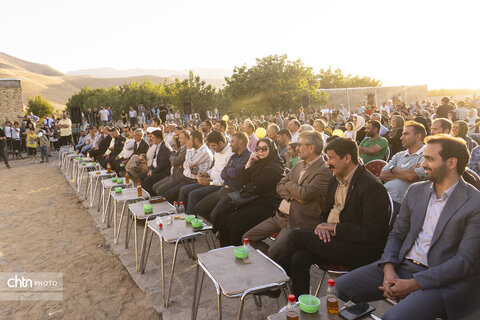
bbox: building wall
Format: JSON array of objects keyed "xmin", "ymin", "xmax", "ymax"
[
  {"xmin": 0, "ymin": 79, "xmax": 24, "ymax": 123},
  {"xmin": 320, "ymin": 85, "xmax": 428, "ymax": 111}
]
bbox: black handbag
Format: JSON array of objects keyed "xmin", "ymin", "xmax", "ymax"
[{"xmin": 228, "ymin": 190, "xmax": 259, "ymax": 208}]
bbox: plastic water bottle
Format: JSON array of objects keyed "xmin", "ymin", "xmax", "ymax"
[
  {"xmin": 327, "ymin": 279, "xmax": 339, "ymax": 314},
  {"xmin": 173, "ymin": 201, "xmax": 178, "ymax": 213},
  {"xmin": 286, "ymin": 294, "xmax": 299, "ymax": 320},
  {"xmin": 178, "ymin": 202, "xmax": 185, "ymax": 214},
  {"xmin": 243, "ymin": 238, "xmax": 252, "ymax": 250}
]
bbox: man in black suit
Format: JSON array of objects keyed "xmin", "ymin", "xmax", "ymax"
[
  {"xmin": 89, "ymin": 126, "xmax": 112, "ymax": 160},
  {"xmin": 140, "ymin": 130, "xmax": 172, "ymax": 196},
  {"xmin": 99, "ymin": 127, "xmax": 126, "ymax": 169},
  {"xmin": 113, "ymin": 129, "xmax": 149, "ymax": 175},
  {"xmin": 277, "ymin": 137, "xmax": 390, "ymax": 298}
]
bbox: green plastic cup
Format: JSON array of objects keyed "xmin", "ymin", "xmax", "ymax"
[
  {"xmin": 120, "ymin": 163, "xmax": 125, "ymax": 167},
  {"xmin": 81, "ymin": 162, "xmax": 86, "ymax": 165},
  {"xmin": 191, "ymin": 218, "xmax": 203, "ymax": 229},
  {"xmin": 112, "ymin": 177, "xmax": 117, "ymax": 182},
  {"xmin": 116, "ymin": 179, "xmax": 123, "ymax": 184},
  {"xmin": 298, "ymin": 294, "xmax": 320, "ymax": 313},
  {"xmin": 234, "ymin": 246, "xmax": 249, "ymax": 259},
  {"xmin": 115, "ymin": 187, "xmax": 122, "ymax": 193},
  {"xmin": 143, "ymin": 204, "xmax": 153, "ymax": 214},
  {"xmin": 185, "ymin": 215, "xmax": 196, "ymax": 223}
]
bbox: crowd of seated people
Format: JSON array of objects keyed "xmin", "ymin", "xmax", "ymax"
[{"xmin": 63, "ymin": 96, "xmax": 480, "ymax": 319}]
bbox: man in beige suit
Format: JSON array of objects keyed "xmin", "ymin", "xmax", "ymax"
[{"xmin": 243, "ymin": 131, "xmax": 332, "ymax": 260}]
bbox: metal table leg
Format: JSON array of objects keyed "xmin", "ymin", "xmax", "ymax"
[{"xmin": 165, "ymin": 240, "xmax": 181, "ymax": 307}]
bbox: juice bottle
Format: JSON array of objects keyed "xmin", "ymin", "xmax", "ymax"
[
  {"xmin": 286, "ymin": 294, "xmax": 299, "ymax": 320},
  {"xmin": 327, "ymin": 279, "xmax": 339, "ymax": 314},
  {"xmin": 137, "ymin": 183, "xmax": 142, "ymax": 197}
]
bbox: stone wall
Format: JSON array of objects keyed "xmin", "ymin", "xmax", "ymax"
[
  {"xmin": 0, "ymin": 79, "xmax": 24, "ymax": 123},
  {"xmin": 320, "ymin": 85, "xmax": 428, "ymax": 111}
]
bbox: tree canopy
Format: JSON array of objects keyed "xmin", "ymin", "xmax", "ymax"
[
  {"xmin": 27, "ymin": 95, "xmax": 54, "ymax": 117},
  {"xmin": 318, "ymin": 67, "xmax": 381, "ymax": 89},
  {"xmin": 224, "ymin": 54, "xmax": 327, "ymax": 114},
  {"xmin": 65, "ymin": 55, "xmax": 382, "ymax": 116},
  {"xmin": 66, "ymin": 72, "xmax": 222, "ymax": 116}
]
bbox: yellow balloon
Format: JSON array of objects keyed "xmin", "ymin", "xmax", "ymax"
[
  {"xmin": 255, "ymin": 127, "xmax": 266, "ymax": 139},
  {"xmin": 222, "ymin": 115, "xmax": 229, "ymax": 121},
  {"xmin": 332, "ymin": 129, "xmax": 344, "ymax": 137}
]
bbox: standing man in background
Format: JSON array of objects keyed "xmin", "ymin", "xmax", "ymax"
[{"xmin": 58, "ymin": 113, "xmax": 72, "ymax": 146}]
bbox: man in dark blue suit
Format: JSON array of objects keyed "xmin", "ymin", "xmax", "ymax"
[
  {"xmin": 337, "ymin": 135, "xmax": 480, "ymax": 320},
  {"xmin": 140, "ymin": 130, "xmax": 172, "ymax": 196}
]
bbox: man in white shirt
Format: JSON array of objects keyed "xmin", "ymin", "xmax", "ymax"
[
  {"xmin": 156, "ymin": 130, "xmax": 213, "ymax": 202},
  {"xmin": 288, "ymin": 119, "xmax": 301, "ymax": 143},
  {"xmin": 164, "ymin": 123, "xmax": 176, "ymax": 147},
  {"xmin": 313, "ymin": 119, "xmax": 330, "ymax": 143},
  {"xmin": 11, "ymin": 122, "xmax": 22, "ymax": 157},
  {"xmin": 99, "ymin": 107, "xmax": 109, "ymax": 126},
  {"xmin": 81, "ymin": 127, "xmax": 97, "ymax": 154},
  {"xmin": 4, "ymin": 121, "xmax": 12, "ymax": 153},
  {"xmin": 178, "ymin": 131, "xmax": 233, "ymax": 213}
]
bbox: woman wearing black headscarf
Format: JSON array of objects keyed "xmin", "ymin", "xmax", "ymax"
[{"xmin": 216, "ymin": 137, "xmax": 285, "ymax": 247}]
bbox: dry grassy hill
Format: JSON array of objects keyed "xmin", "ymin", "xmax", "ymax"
[{"xmin": 0, "ymin": 52, "xmax": 224, "ymax": 112}]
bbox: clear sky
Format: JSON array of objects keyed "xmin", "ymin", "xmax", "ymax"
[{"xmin": 1, "ymin": 0, "xmax": 478, "ymax": 89}]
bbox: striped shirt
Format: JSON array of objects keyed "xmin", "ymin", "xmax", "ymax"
[{"xmin": 183, "ymin": 143, "xmax": 213, "ymax": 179}]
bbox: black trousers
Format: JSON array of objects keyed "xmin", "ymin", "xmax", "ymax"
[
  {"xmin": 113, "ymin": 157, "xmax": 126, "ymax": 175},
  {"xmin": 196, "ymin": 187, "xmax": 233, "ymax": 225},
  {"xmin": 140, "ymin": 170, "xmax": 172, "ymax": 197},
  {"xmin": 89, "ymin": 149, "xmax": 103, "ymax": 160},
  {"xmin": 0, "ymin": 142, "xmax": 8, "ymax": 165},
  {"xmin": 155, "ymin": 176, "xmax": 195, "ymax": 202},
  {"xmin": 216, "ymin": 202, "xmax": 274, "ymax": 247},
  {"xmin": 60, "ymin": 135, "xmax": 72, "ymax": 146},
  {"xmin": 277, "ymin": 229, "xmax": 374, "ymax": 298},
  {"xmin": 99, "ymin": 154, "xmax": 115, "ymax": 169},
  {"xmin": 12, "ymin": 139, "xmax": 21, "ymax": 154}
]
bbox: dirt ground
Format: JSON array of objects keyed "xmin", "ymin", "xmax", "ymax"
[{"xmin": 0, "ymin": 157, "xmax": 161, "ymax": 320}]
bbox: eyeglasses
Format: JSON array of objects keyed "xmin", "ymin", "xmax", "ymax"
[
  {"xmin": 256, "ymin": 146, "xmax": 269, "ymax": 152},
  {"xmin": 297, "ymin": 143, "xmax": 312, "ymax": 147}
]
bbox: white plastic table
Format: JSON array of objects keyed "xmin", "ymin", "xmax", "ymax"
[
  {"xmin": 139, "ymin": 213, "xmax": 215, "ymax": 307},
  {"xmin": 124, "ymin": 199, "xmax": 176, "ymax": 271},
  {"xmin": 191, "ymin": 246, "xmax": 290, "ymax": 320}
]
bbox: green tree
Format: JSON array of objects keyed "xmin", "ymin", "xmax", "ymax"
[
  {"xmin": 174, "ymin": 71, "xmax": 217, "ymax": 114},
  {"xmin": 27, "ymin": 95, "xmax": 54, "ymax": 117},
  {"xmin": 224, "ymin": 54, "xmax": 327, "ymax": 114},
  {"xmin": 65, "ymin": 74, "xmax": 220, "ymax": 117},
  {"xmin": 318, "ymin": 67, "xmax": 381, "ymax": 88},
  {"xmin": 66, "ymin": 86, "xmax": 95, "ymax": 111}
]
